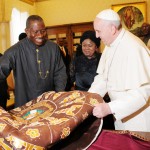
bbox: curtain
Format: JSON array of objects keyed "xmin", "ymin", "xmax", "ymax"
[{"xmin": 10, "ymin": 8, "xmax": 29, "ymax": 45}]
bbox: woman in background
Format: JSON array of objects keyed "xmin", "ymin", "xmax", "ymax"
[
  {"xmin": 70, "ymin": 30, "xmax": 114, "ymax": 129},
  {"xmin": 70, "ymin": 30, "xmax": 101, "ymax": 91}
]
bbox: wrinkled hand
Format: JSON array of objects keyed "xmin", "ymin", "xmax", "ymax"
[{"xmin": 93, "ymin": 103, "xmax": 112, "ymax": 118}]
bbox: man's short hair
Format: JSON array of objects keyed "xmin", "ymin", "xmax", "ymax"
[{"xmin": 26, "ymin": 15, "xmax": 44, "ymax": 28}]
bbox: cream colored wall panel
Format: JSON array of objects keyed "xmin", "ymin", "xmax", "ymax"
[
  {"xmin": 0, "ymin": 22, "xmax": 10, "ymax": 53},
  {"xmin": 0, "ymin": 0, "xmax": 36, "ymax": 52},
  {"xmin": 0, "ymin": 0, "xmax": 150, "ymax": 53},
  {"xmin": 36, "ymin": 0, "xmax": 150, "ymax": 26},
  {"xmin": 5, "ymin": 0, "xmax": 36, "ymax": 21}
]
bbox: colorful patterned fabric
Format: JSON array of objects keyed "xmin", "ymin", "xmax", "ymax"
[{"xmin": 0, "ymin": 91, "xmax": 103, "ymax": 149}]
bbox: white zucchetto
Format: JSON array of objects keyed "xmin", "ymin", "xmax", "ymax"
[{"xmin": 96, "ymin": 9, "xmax": 120, "ymax": 21}]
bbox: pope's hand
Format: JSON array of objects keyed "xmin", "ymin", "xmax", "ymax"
[{"xmin": 93, "ymin": 103, "xmax": 112, "ymax": 118}]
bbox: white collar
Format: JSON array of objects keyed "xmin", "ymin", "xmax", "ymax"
[{"xmin": 110, "ymin": 28, "xmax": 125, "ymax": 47}]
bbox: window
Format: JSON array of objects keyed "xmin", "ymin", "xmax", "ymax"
[{"xmin": 10, "ymin": 8, "xmax": 29, "ymax": 45}]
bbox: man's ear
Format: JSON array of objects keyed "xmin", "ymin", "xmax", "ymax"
[
  {"xmin": 25, "ymin": 28, "xmax": 29, "ymax": 36},
  {"xmin": 111, "ymin": 25, "xmax": 117, "ymax": 35}
]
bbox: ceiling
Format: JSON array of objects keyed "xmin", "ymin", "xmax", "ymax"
[
  {"xmin": 20, "ymin": 0, "xmax": 49, "ymax": 5},
  {"xmin": 34, "ymin": 0, "xmax": 49, "ymax": 2}
]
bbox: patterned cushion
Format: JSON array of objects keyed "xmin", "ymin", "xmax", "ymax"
[{"xmin": 0, "ymin": 91, "xmax": 103, "ymax": 149}]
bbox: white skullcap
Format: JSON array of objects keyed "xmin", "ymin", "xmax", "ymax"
[{"xmin": 96, "ymin": 9, "xmax": 120, "ymax": 21}]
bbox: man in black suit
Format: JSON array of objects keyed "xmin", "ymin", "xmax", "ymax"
[{"xmin": 57, "ymin": 38, "xmax": 71, "ymax": 91}]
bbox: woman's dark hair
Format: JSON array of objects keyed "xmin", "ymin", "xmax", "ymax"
[{"xmin": 80, "ymin": 30, "xmax": 101, "ymax": 48}]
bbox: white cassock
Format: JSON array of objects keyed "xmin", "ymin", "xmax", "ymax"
[
  {"xmin": 89, "ymin": 28, "xmax": 150, "ymax": 132},
  {"xmin": 147, "ymin": 39, "xmax": 150, "ymax": 50}
]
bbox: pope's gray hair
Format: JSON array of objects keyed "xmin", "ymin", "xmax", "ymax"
[
  {"xmin": 110, "ymin": 20, "xmax": 121, "ymax": 29},
  {"xmin": 103, "ymin": 19, "xmax": 122, "ymax": 30}
]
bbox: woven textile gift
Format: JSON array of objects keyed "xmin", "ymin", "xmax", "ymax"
[{"xmin": 0, "ymin": 91, "xmax": 103, "ymax": 149}]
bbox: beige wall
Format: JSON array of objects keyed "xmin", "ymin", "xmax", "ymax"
[
  {"xmin": 0, "ymin": 0, "xmax": 150, "ymax": 53},
  {"xmin": 0, "ymin": 0, "xmax": 36, "ymax": 53},
  {"xmin": 36, "ymin": 0, "xmax": 150, "ymax": 26}
]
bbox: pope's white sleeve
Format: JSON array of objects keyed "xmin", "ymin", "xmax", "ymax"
[
  {"xmin": 88, "ymin": 74, "xmax": 107, "ymax": 97},
  {"xmin": 108, "ymin": 84, "xmax": 150, "ymax": 120},
  {"xmin": 88, "ymin": 47, "xmax": 108, "ymax": 97}
]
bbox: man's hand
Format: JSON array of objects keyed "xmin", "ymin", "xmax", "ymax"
[{"xmin": 93, "ymin": 103, "xmax": 112, "ymax": 118}]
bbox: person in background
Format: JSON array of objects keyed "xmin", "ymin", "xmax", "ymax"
[
  {"xmin": 74, "ymin": 43, "xmax": 83, "ymax": 57},
  {"xmin": 0, "ymin": 53, "xmax": 10, "ymax": 110},
  {"xmin": 140, "ymin": 22, "xmax": 150, "ymax": 49},
  {"xmin": 88, "ymin": 9, "xmax": 150, "ymax": 132},
  {"xmin": 57, "ymin": 38, "xmax": 71, "ymax": 91},
  {"xmin": 70, "ymin": 30, "xmax": 101, "ymax": 91},
  {"xmin": 0, "ymin": 15, "xmax": 67, "ymax": 108},
  {"xmin": 71, "ymin": 33, "xmax": 114, "ymax": 129},
  {"xmin": 18, "ymin": 32, "xmax": 27, "ymax": 41},
  {"xmin": 57, "ymin": 38, "xmax": 71, "ymax": 67},
  {"xmin": 133, "ymin": 22, "xmax": 150, "ymax": 49}
]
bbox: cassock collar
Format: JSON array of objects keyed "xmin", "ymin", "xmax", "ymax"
[{"xmin": 110, "ymin": 28, "xmax": 126, "ymax": 47}]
